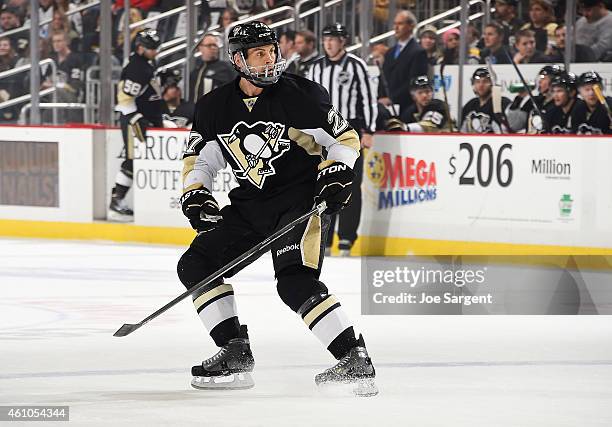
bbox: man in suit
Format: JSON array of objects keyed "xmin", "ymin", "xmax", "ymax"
[{"xmin": 379, "ymin": 10, "xmax": 429, "ymax": 115}]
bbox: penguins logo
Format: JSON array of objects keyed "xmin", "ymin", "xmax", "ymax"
[
  {"xmin": 218, "ymin": 121, "xmax": 290, "ymax": 189},
  {"xmin": 576, "ymin": 123, "xmax": 602, "ymax": 135},
  {"xmin": 467, "ymin": 112, "xmax": 492, "ymax": 133}
]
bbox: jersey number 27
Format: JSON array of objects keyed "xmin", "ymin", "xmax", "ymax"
[{"xmin": 327, "ymin": 106, "xmax": 349, "ymax": 137}]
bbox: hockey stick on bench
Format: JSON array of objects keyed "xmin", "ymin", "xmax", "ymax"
[{"xmin": 113, "ymin": 201, "xmax": 327, "ymax": 337}]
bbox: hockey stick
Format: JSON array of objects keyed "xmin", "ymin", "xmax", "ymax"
[
  {"xmin": 439, "ymin": 61, "xmax": 456, "ymax": 132},
  {"xmin": 484, "ymin": 57, "xmax": 513, "ymax": 133},
  {"xmin": 593, "ymin": 84, "xmax": 612, "ymax": 123},
  {"xmin": 113, "ymin": 201, "xmax": 327, "ymax": 337},
  {"xmin": 503, "ymin": 47, "xmax": 545, "ymax": 125}
]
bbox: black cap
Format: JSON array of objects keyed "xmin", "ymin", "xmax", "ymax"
[
  {"xmin": 551, "ymin": 72, "xmax": 577, "ymax": 91},
  {"xmin": 410, "ymin": 75, "xmax": 433, "ymax": 91},
  {"xmin": 135, "ymin": 28, "xmax": 161, "ymax": 50},
  {"xmin": 577, "ymin": 70, "xmax": 603, "ymax": 87},
  {"xmin": 322, "ymin": 23, "xmax": 349, "ymax": 39},
  {"xmin": 471, "ymin": 67, "xmax": 491, "ymax": 84}
]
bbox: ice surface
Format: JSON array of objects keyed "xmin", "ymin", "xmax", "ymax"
[{"xmin": 1, "ymin": 238, "xmax": 611, "ymax": 426}]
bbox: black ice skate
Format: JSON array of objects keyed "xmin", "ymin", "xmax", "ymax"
[
  {"xmin": 108, "ymin": 196, "xmax": 134, "ymax": 222},
  {"xmin": 191, "ymin": 325, "xmax": 255, "ymax": 390},
  {"xmin": 315, "ymin": 334, "xmax": 378, "ymax": 397}
]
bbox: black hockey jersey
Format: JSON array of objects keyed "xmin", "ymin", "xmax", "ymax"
[
  {"xmin": 162, "ymin": 99, "xmax": 195, "ymax": 128},
  {"xmin": 183, "ymin": 74, "xmax": 360, "ymax": 213},
  {"xmin": 570, "ymin": 97, "xmax": 612, "ymax": 135},
  {"xmin": 115, "ymin": 53, "xmax": 163, "ymax": 125},
  {"xmin": 460, "ymin": 96, "xmax": 511, "ymax": 133},
  {"xmin": 400, "ymin": 99, "xmax": 449, "ymax": 132},
  {"xmin": 543, "ymin": 99, "xmax": 580, "ymax": 134},
  {"xmin": 49, "ymin": 51, "xmax": 85, "ymax": 96}
]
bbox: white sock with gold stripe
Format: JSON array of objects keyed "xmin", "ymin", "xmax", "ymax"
[
  {"xmin": 299, "ymin": 294, "xmax": 353, "ymax": 349},
  {"xmin": 192, "ymin": 283, "xmax": 238, "ymax": 333}
]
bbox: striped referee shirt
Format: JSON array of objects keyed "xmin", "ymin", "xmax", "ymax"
[{"xmin": 307, "ymin": 52, "xmax": 377, "ymax": 133}]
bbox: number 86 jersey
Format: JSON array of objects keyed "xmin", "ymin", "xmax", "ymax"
[{"xmin": 183, "ymin": 74, "xmax": 360, "ymax": 209}]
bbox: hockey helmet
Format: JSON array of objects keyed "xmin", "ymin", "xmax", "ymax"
[
  {"xmin": 577, "ymin": 70, "xmax": 603, "ymax": 87},
  {"xmin": 538, "ymin": 64, "xmax": 564, "ymax": 78},
  {"xmin": 228, "ymin": 21, "xmax": 286, "ymax": 87},
  {"xmin": 471, "ymin": 67, "xmax": 491, "ymax": 84},
  {"xmin": 551, "ymin": 72, "xmax": 577, "ymax": 92},
  {"xmin": 135, "ymin": 28, "xmax": 162, "ymax": 50},
  {"xmin": 410, "ymin": 75, "xmax": 433, "ymax": 91},
  {"xmin": 322, "ymin": 23, "xmax": 349, "ymax": 39}
]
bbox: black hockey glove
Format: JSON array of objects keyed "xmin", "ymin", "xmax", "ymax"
[
  {"xmin": 128, "ymin": 112, "xmax": 150, "ymax": 142},
  {"xmin": 314, "ymin": 160, "xmax": 355, "ymax": 215},
  {"xmin": 180, "ymin": 188, "xmax": 223, "ymax": 233}
]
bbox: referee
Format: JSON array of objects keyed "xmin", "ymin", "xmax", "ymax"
[{"xmin": 307, "ymin": 23, "xmax": 377, "ymax": 256}]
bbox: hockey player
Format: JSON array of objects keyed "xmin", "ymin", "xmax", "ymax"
[
  {"xmin": 543, "ymin": 72, "xmax": 579, "ymax": 134},
  {"xmin": 460, "ymin": 67, "xmax": 511, "ymax": 134},
  {"xmin": 400, "ymin": 75, "xmax": 450, "ymax": 132},
  {"xmin": 571, "ymin": 71, "xmax": 612, "ymax": 134},
  {"xmin": 177, "ymin": 22, "xmax": 377, "ymax": 396},
  {"xmin": 506, "ymin": 64, "xmax": 564, "ymax": 133},
  {"xmin": 109, "ymin": 29, "xmax": 163, "ymax": 221}
]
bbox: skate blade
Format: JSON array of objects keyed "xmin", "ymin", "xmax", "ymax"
[
  {"xmin": 190, "ymin": 373, "xmax": 254, "ymax": 390},
  {"xmin": 107, "ymin": 210, "xmax": 134, "ymax": 223},
  {"xmin": 316, "ymin": 377, "xmax": 378, "ymax": 398}
]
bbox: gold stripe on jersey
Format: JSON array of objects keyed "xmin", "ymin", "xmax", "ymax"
[
  {"xmin": 336, "ymin": 128, "xmax": 360, "ymax": 152},
  {"xmin": 302, "ymin": 295, "xmax": 339, "ymax": 328},
  {"xmin": 300, "ymin": 214, "xmax": 321, "ymax": 269},
  {"xmin": 182, "ymin": 155, "xmax": 197, "ymax": 190},
  {"xmin": 193, "ymin": 284, "xmax": 235, "ymax": 312},
  {"xmin": 288, "ymin": 127, "xmax": 323, "ymax": 156},
  {"xmin": 318, "ymin": 159, "xmax": 335, "ymax": 170}
]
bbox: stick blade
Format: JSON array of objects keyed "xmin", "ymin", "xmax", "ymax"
[{"xmin": 113, "ymin": 323, "xmax": 141, "ymax": 337}]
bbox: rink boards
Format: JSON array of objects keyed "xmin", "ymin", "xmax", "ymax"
[{"xmin": 0, "ymin": 125, "xmax": 611, "ymax": 255}]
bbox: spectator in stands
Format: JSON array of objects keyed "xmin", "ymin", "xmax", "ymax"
[
  {"xmin": 546, "ymin": 24, "xmax": 596, "ymax": 63},
  {"xmin": 37, "ymin": 0, "xmax": 55, "ymax": 38},
  {"xmin": 379, "ymin": 9, "xmax": 428, "ymax": 115},
  {"xmin": 218, "ymin": 7, "xmax": 238, "ymax": 31},
  {"xmin": 467, "ymin": 22, "xmax": 481, "ymax": 50},
  {"xmin": 189, "ymin": 31, "xmax": 236, "ymax": 102},
  {"xmin": 575, "ymin": 0, "xmax": 612, "ymax": 61},
  {"xmin": 369, "ymin": 42, "xmax": 388, "ymax": 66},
  {"xmin": 520, "ymin": 0, "xmax": 557, "ymax": 53},
  {"xmin": 279, "ymin": 30, "xmax": 299, "ymax": 74},
  {"xmin": 441, "ymin": 28, "xmax": 460, "ymax": 64},
  {"xmin": 292, "ymin": 30, "xmax": 318, "ymax": 77},
  {"xmin": 49, "ymin": 8, "xmax": 79, "ymax": 52},
  {"xmin": 480, "ymin": 22, "xmax": 510, "ymax": 64},
  {"xmin": 492, "ymin": 0, "xmax": 522, "ymax": 45},
  {"xmin": 0, "ymin": 6, "xmax": 28, "ymax": 55},
  {"xmin": 116, "ymin": 7, "xmax": 144, "ymax": 61},
  {"xmin": 0, "ymin": 35, "xmax": 22, "ymax": 122},
  {"xmin": 0, "ymin": 5, "xmax": 21, "ymax": 33},
  {"xmin": 55, "ymin": 0, "xmax": 83, "ymax": 36},
  {"xmin": 417, "ymin": 25, "xmax": 440, "ymax": 67},
  {"xmin": 440, "ymin": 27, "xmax": 480, "ymax": 65},
  {"xmin": 513, "ymin": 29, "xmax": 550, "ymax": 63},
  {"xmin": 44, "ymin": 30, "xmax": 84, "ymax": 122}
]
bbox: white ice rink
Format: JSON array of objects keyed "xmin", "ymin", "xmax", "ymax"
[{"xmin": 1, "ymin": 238, "xmax": 612, "ymax": 426}]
